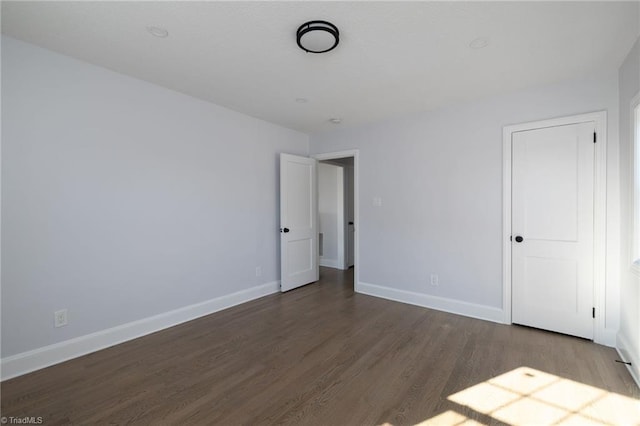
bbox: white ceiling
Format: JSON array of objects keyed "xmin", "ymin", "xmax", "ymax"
[{"xmin": 2, "ymin": 1, "xmax": 639, "ymax": 134}]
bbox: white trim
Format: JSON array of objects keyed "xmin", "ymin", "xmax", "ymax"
[
  {"xmin": 312, "ymin": 150, "xmax": 360, "ymax": 290},
  {"xmin": 319, "ymin": 258, "xmax": 343, "ymax": 269},
  {"xmin": 502, "ymin": 124, "xmax": 513, "ymax": 325},
  {"xmin": 502, "ymin": 111, "xmax": 609, "ymax": 345},
  {"xmin": 1, "ymin": 281, "xmax": 280, "ymax": 381},
  {"xmin": 617, "ymin": 332, "xmax": 640, "ymax": 389},
  {"xmin": 358, "ymin": 282, "xmax": 504, "ymax": 323},
  {"xmin": 597, "ymin": 329, "xmax": 617, "ymax": 348},
  {"xmin": 630, "ymin": 92, "xmax": 640, "ymax": 277}
]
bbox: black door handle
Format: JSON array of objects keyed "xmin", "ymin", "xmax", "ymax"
[
  {"xmin": 515, "ymin": 235, "xmax": 524, "ymax": 243},
  {"xmin": 349, "ymin": 222, "xmax": 354, "ymax": 225},
  {"xmin": 281, "ymin": 227, "xmax": 290, "ymax": 233}
]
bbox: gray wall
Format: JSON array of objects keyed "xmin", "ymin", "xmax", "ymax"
[
  {"xmin": 310, "ymin": 70, "xmax": 621, "ymax": 333},
  {"xmin": 1, "ymin": 37, "xmax": 309, "ymax": 357},
  {"xmin": 2, "ymin": 32, "xmax": 632, "ymax": 366},
  {"xmin": 617, "ymin": 36, "xmax": 640, "ymax": 380}
]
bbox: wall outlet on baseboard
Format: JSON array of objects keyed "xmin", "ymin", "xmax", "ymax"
[
  {"xmin": 54, "ymin": 309, "xmax": 68, "ymax": 328},
  {"xmin": 430, "ymin": 274, "xmax": 439, "ymax": 286},
  {"xmin": 255, "ymin": 266, "xmax": 262, "ymax": 277}
]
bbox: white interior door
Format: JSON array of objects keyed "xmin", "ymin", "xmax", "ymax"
[
  {"xmin": 512, "ymin": 122, "xmax": 595, "ymax": 339},
  {"xmin": 280, "ymin": 153, "xmax": 319, "ymax": 292}
]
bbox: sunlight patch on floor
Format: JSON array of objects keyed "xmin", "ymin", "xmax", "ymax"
[
  {"xmin": 380, "ymin": 366, "xmax": 639, "ymax": 426},
  {"xmin": 412, "ymin": 410, "xmax": 484, "ymax": 425},
  {"xmin": 445, "ymin": 366, "xmax": 639, "ymax": 425}
]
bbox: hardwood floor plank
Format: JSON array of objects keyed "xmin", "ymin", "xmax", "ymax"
[{"xmin": 2, "ymin": 267, "xmax": 638, "ymax": 425}]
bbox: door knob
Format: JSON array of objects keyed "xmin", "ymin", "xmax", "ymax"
[
  {"xmin": 515, "ymin": 235, "xmax": 524, "ymax": 243},
  {"xmin": 281, "ymin": 227, "xmax": 290, "ymax": 233}
]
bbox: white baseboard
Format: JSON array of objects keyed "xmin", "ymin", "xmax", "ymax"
[
  {"xmin": 320, "ymin": 258, "xmax": 344, "ymax": 269},
  {"xmin": 595, "ymin": 328, "xmax": 618, "ymax": 348},
  {"xmin": 1, "ymin": 281, "xmax": 280, "ymax": 381},
  {"xmin": 357, "ymin": 281, "xmax": 504, "ymax": 324},
  {"xmin": 616, "ymin": 331, "xmax": 640, "ymax": 389}
]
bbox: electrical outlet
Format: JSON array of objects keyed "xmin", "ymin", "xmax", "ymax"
[
  {"xmin": 255, "ymin": 266, "xmax": 262, "ymax": 277},
  {"xmin": 430, "ymin": 274, "xmax": 439, "ymax": 286},
  {"xmin": 54, "ymin": 309, "xmax": 68, "ymax": 328}
]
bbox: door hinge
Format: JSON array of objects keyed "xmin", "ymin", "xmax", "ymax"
[
  {"xmin": 593, "ymin": 132, "xmax": 597, "ymax": 143},
  {"xmin": 592, "ymin": 307, "xmax": 595, "ymax": 318}
]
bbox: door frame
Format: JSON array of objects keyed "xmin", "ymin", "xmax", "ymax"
[
  {"xmin": 502, "ymin": 111, "xmax": 608, "ymax": 344},
  {"xmin": 313, "ymin": 150, "xmax": 360, "ymax": 290}
]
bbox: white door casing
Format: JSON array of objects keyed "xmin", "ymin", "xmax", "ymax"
[
  {"xmin": 511, "ymin": 122, "xmax": 595, "ymax": 339},
  {"xmin": 280, "ymin": 153, "xmax": 319, "ymax": 292},
  {"xmin": 503, "ymin": 111, "xmax": 609, "ymax": 345}
]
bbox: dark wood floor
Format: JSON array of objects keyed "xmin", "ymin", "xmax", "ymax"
[{"xmin": 2, "ymin": 268, "xmax": 638, "ymax": 425}]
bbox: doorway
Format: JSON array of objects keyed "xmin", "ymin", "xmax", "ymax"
[
  {"xmin": 318, "ymin": 158, "xmax": 355, "ymax": 271},
  {"xmin": 314, "ymin": 150, "xmax": 359, "ymax": 290},
  {"xmin": 503, "ymin": 112, "xmax": 608, "ymax": 344}
]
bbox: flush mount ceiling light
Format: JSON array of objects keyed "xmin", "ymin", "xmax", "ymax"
[{"xmin": 297, "ymin": 21, "xmax": 339, "ymax": 53}]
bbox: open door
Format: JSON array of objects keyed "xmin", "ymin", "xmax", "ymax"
[{"xmin": 280, "ymin": 153, "xmax": 319, "ymax": 291}]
